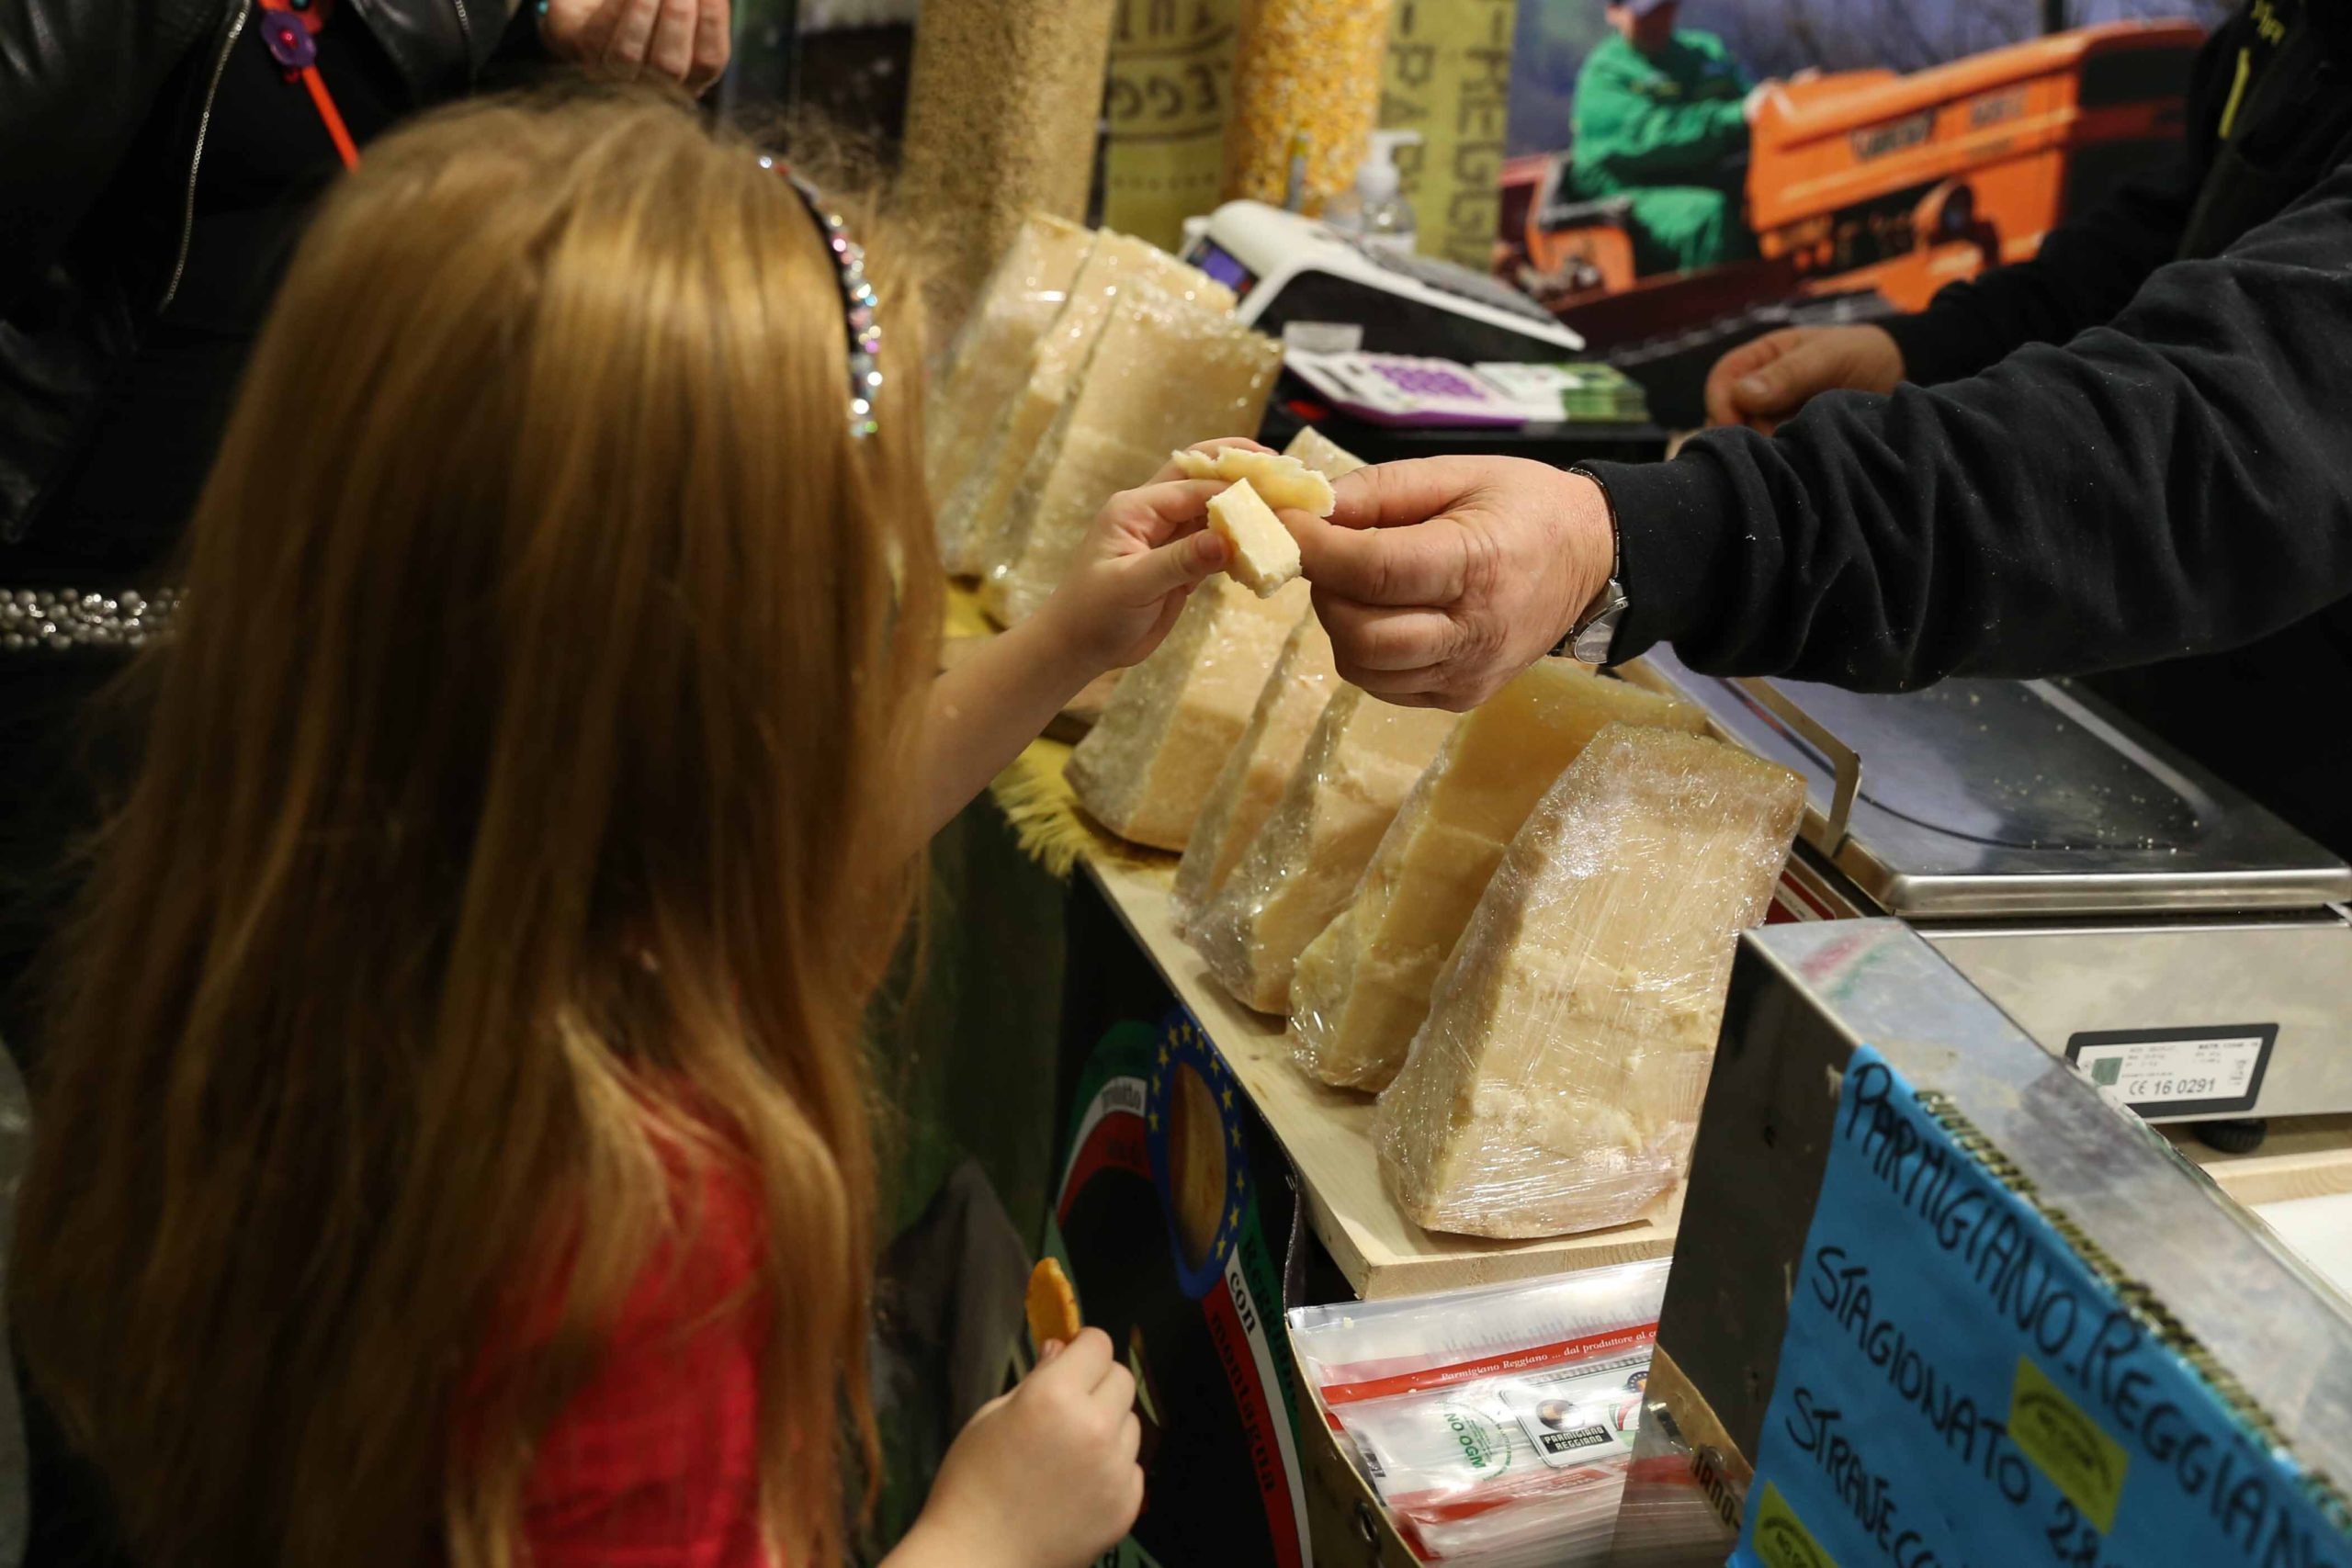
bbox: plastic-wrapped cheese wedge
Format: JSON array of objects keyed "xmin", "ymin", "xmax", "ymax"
[
  {"xmin": 1065, "ymin": 576, "xmax": 1311, "ymax": 849},
  {"xmin": 983, "ymin": 287, "xmax": 1281, "ymax": 625},
  {"xmin": 944, "ymin": 236, "xmax": 1234, "ymax": 577},
  {"xmin": 1290, "ymin": 661, "xmax": 1711, "ymax": 1092},
  {"xmin": 1170, "ymin": 613, "xmax": 1338, "ymax": 930},
  {"xmin": 1373, "ymin": 725, "xmax": 1804, "ymax": 1239},
  {"xmin": 1190, "ymin": 688, "xmax": 1458, "ymax": 1013},
  {"xmin": 926, "ymin": 213, "xmax": 1095, "ymax": 531}
]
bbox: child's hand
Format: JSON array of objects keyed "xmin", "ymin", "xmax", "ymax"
[
  {"xmin": 898, "ymin": 1329, "xmax": 1143, "ymax": 1568},
  {"xmin": 1035, "ymin": 439, "xmax": 1277, "ymax": 671}
]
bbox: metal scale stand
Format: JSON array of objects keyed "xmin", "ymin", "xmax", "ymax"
[{"xmin": 1625, "ymin": 651, "xmax": 2352, "ymax": 1145}]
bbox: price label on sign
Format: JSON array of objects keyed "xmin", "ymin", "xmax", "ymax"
[{"xmin": 2064, "ymin": 1025, "xmax": 2275, "ymax": 1119}]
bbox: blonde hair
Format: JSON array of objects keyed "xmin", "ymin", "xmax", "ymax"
[{"xmin": 13, "ymin": 86, "xmax": 938, "ymax": 1568}]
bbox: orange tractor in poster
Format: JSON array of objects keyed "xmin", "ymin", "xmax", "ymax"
[{"xmin": 1510, "ymin": 20, "xmax": 2203, "ymax": 332}]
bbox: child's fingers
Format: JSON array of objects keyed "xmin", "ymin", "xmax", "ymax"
[
  {"xmin": 1031, "ymin": 1325, "xmax": 1114, "ymax": 1390},
  {"xmin": 1123, "ymin": 531, "xmax": 1227, "ymax": 604},
  {"xmin": 1114, "ymin": 478, "xmax": 1227, "ymax": 546}
]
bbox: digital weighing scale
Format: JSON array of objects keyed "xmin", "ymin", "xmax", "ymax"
[{"xmin": 1623, "ymin": 650, "xmax": 2352, "ymax": 1129}]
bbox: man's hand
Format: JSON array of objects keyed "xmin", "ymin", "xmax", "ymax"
[
  {"xmin": 541, "ymin": 0, "xmax": 732, "ymax": 94},
  {"xmin": 1702, "ymin": 323, "xmax": 1903, "ymax": 433},
  {"xmin": 1291, "ymin": 457, "xmax": 1615, "ymax": 710}
]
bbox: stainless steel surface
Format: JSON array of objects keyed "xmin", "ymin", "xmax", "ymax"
[
  {"xmin": 1636, "ymin": 649, "xmax": 2352, "ymax": 917},
  {"xmin": 1925, "ymin": 909, "xmax": 2352, "ymax": 1122},
  {"xmin": 1730, "ymin": 676, "xmax": 1860, "ymax": 852},
  {"xmin": 1615, "ymin": 921, "xmax": 2352, "ymax": 1565}
]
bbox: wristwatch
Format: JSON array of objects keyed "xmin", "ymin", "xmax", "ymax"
[{"xmin": 1551, "ymin": 466, "xmax": 1628, "ymax": 666}]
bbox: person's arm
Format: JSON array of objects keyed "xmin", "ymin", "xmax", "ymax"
[
  {"xmin": 1600, "ymin": 141, "xmax": 2352, "ymax": 690},
  {"xmin": 1295, "ymin": 143, "xmax": 2352, "ymax": 705},
  {"xmin": 911, "ymin": 464, "xmax": 1235, "ymax": 842},
  {"xmin": 0, "ymin": 0, "xmax": 208, "ymax": 314}
]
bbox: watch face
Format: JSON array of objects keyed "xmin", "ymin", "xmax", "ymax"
[{"xmin": 1571, "ymin": 581, "xmax": 1629, "ymax": 665}]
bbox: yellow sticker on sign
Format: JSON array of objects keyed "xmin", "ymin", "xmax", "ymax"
[
  {"xmin": 2010, "ymin": 1356, "xmax": 2130, "ymax": 1533},
  {"xmin": 1751, "ymin": 1483, "xmax": 1840, "ymax": 1568}
]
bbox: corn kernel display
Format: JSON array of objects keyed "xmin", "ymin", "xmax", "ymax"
[{"xmin": 1219, "ymin": 0, "xmax": 1396, "ymax": 217}]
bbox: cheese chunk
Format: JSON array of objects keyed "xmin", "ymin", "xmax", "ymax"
[
  {"xmin": 1171, "ymin": 614, "xmax": 1339, "ymax": 928},
  {"xmin": 1189, "ymin": 688, "xmax": 1457, "ymax": 1013},
  {"xmin": 1065, "ymin": 576, "xmax": 1311, "ymax": 849},
  {"xmin": 984, "ymin": 286, "xmax": 1281, "ymax": 625},
  {"xmin": 927, "ymin": 214, "xmax": 1095, "ymax": 545},
  {"xmin": 1291, "ymin": 662, "xmax": 1711, "ymax": 1092},
  {"xmin": 1206, "ymin": 478, "xmax": 1304, "ymax": 596},
  {"xmin": 945, "ymin": 235, "xmax": 1235, "ymax": 578},
  {"xmin": 1374, "ymin": 726, "xmax": 1804, "ymax": 1239},
  {"xmin": 1173, "ymin": 446, "xmax": 1338, "ymax": 516},
  {"xmin": 1281, "ymin": 424, "xmax": 1367, "ymax": 479}
]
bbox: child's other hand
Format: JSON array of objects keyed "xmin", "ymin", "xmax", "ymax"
[
  {"xmin": 905, "ymin": 1329, "xmax": 1143, "ymax": 1568},
  {"xmin": 1035, "ymin": 438, "xmax": 1272, "ymax": 672}
]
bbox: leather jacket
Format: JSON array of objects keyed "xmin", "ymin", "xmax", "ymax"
[{"xmin": 0, "ymin": 0, "xmax": 513, "ymax": 546}]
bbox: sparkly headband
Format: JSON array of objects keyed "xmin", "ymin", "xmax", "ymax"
[{"xmin": 760, "ymin": 154, "xmax": 882, "ymax": 440}]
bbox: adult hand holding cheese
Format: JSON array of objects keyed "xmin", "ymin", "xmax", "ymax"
[{"xmin": 1289, "ymin": 457, "xmax": 1619, "ymax": 710}]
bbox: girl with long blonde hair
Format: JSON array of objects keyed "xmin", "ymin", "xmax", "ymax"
[{"xmin": 12, "ymin": 86, "xmax": 1241, "ymax": 1568}]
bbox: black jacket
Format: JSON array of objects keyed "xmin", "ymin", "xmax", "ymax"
[
  {"xmin": 1595, "ymin": 0, "xmax": 2352, "ymax": 852},
  {"xmin": 0, "ymin": 0, "xmax": 510, "ymax": 548}
]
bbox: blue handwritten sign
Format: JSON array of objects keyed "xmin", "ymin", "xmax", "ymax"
[{"xmin": 1735, "ymin": 1045, "xmax": 2351, "ymax": 1568}]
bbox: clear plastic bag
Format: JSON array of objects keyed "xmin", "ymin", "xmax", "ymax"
[
  {"xmin": 928, "ymin": 213, "xmax": 1096, "ymax": 561},
  {"xmin": 1374, "ymin": 725, "xmax": 1804, "ymax": 1239},
  {"xmin": 980, "ymin": 280, "xmax": 1279, "ymax": 626},
  {"xmin": 1289, "ymin": 1258, "xmax": 1670, "ymax": 1566},
  {"xmin": 1187, "ymin": 686, "xmax": 1456, "ymax": 1013}
]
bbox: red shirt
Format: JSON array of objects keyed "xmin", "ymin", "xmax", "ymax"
[{"xmin": 508, "ymin": 1158, "xmax": 774, "ymax": 1567}]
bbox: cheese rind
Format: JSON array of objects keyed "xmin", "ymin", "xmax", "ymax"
[
  {"xmin": 1173, "ymin": 447, "xmax": 1339, "ymax": 516},
  {"xmin": 1171, "ymin": 613, "xmax": 1339, "ymax": 928},
  {"xmin": 1373, "ymin": 725, "xmax": 1804, "ymax": 1239},
  {"xmin": 1065, "ymin": 576, "xmax": 1311, "ymax": 849},
  {"xmin": 944, "ymin": 234, "xmax": 1236, "ymax": 578},
  {"xmin": 1206, "ymin": 478, "xmax": 1304, "ymax": 597},
  {"xmin": 928, "ymin": 214, "xmax": 1095, "ymax": 553},
  {"xmin": 982, "ymin": 284, "xmax": 1280, "ymax": 625},
  {"xmin": 1189, "ymin": 687, "xmax": 1457, "ymax": 1013},
  {"xmin": 1290, "ymin": 661, "xmax": 1711, "ymax": 1092}
]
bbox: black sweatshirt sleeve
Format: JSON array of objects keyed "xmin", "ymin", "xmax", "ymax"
[
  {"xmin": 1876, "ymin": 25, "xmax": 2230, "ymax": 386},
  {"xmin": 1590, "ymin": 139, "xmax": 2352, "ymax": 693}
]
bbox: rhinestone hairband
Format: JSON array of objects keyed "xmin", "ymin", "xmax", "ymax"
[
  {"xmin": 759, "ymin": 155, "xmax": 881, "ymax": 439},
  {"xmin": 0, "ymin": 587, "xmax": 181, "ymax": 654}
]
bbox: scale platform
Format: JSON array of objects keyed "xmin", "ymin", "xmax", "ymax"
[{"xmin": 1625, "ymin": 649, "xmax": 2352, "ymax": 1126}]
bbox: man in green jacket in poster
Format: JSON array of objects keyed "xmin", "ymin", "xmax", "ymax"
[{"xmin": 1572, "ymin": 0, "xmax": 1773, "ymax": 275}]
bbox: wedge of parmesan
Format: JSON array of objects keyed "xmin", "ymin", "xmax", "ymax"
[
  {"xmin": 1373, "ymin": 725, "xmax": 1804, "ymax": 1239},
  {"xmin": 943, "ymin": 234, "xmax": 1234, "ymax": 578},
  {"xmin": 1171, "ymin": 613, "xmax": 1339, "ymax": 929},
  {"xmin": 1065, "ymin": 575, "xmax": 1311, "ymax": 849},
  {"xmin": 1172, "ymin": 446, "xmax": 1338, "ymax": 516},
  {"xmin": 928, "ymin": 214, "xmax": 1096, "ymax": 541},
  {"xmin": 1290, "ymin": 661, "xmax": 1711, "ymax": 1092},
  {"xmin": 1188, "ymin": 687, "xmax": 1457, "ymax": 1013},
  {"xmin": 1205, "ymin": 478, "xmax": 1304, "ymax": 597},
  {"xmin": 1282, "ymin": 424, "xmax": 1368, "ymax": 481},
  {"xmin": 982, "ymin": 284, "xmax": 1280, "ymax": 626}
]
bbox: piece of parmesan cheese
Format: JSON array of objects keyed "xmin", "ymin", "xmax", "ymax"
[
  {"xmin": 1290, "ymin": 661, "xmax": 1711, "ymax": 1092},
  {"xmin": 1064, "ymin": 576, "xmax": 1312, "ymax": 849},
  {"xmin": 1172, "ymin": 446, "xmax": 1339, "ymax": 516},
  {"xmin": 1205, "ymin": 477, "xmax": 1304, "ymax": 597},
  {"xmin": 1374, "ymin": 725, "xmax": 1804, "ymax": 1239},
  {"xmin": 1171, "ymin": 613, "xmax": 1339, "ymax": 930},
  {"xmin": 1188, "ymin": 687, "xmax": 1457, "ymax": 1013}
]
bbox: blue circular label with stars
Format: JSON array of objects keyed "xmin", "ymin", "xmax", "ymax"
[{"xmin": 1147, "ymin": 1010, "xmax": 1254, "ymax": 1303}]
